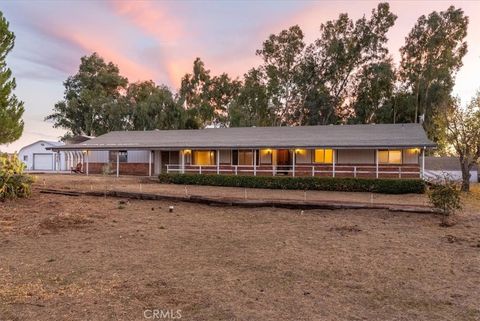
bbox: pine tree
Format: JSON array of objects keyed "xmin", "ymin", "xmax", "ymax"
[{"xmin": 0, "ymin": 11, "xmax": 24, "ymax": 145}]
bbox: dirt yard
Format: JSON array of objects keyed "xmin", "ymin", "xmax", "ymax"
[{"xmin": 0, "ymin": 175, "xmax": 479, "ymax": 321}]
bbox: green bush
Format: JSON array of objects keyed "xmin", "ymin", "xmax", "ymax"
[
  {"xmin": 428, "ymin": 180, "xmax": 462, "ymax": 216},
  {"xmin": 0, "ymin": 153, "xmax": 35, "ymax": 200},
  {"xmin": 158, "ymin": 173, "xmax": 425, "ymax": 194}
]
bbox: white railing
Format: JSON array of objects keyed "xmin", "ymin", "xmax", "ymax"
[{"xmin": 166, "ymin": 164, "xmax": 421, "ymax": 178}]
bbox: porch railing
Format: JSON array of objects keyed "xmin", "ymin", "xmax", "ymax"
[{"xmin": 166, "ymin": 164, "xmax": 420, "ymax": 178}]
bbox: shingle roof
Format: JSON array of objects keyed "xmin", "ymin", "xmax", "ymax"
[{"xmin": 49, "ymin": 123, "xmax": 436, "ymax": 151}]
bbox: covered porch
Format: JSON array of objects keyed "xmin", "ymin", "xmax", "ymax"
[{"xmin": 163, "ymin": 148, "xmax": 425, "ymax": 179}]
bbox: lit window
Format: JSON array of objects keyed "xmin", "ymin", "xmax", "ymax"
[
  {"xmin": 314, "ymin": 149, "xmax": 333, "ymax": 163},
  {"xmin": 260, "ymin": 149, "xmax": 272, "ymax": 164},
  {"xmin": 378, "ymin": 150, "xmax": 402, "ymax": 164},
  {"xmin": 193, "ymin": 151, "xmax": 215, "ymax": 165}
]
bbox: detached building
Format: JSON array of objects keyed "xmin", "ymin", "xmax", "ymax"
[{"xmin": 48, "ymin": 123, "xmax": 435, "ymax": 178}]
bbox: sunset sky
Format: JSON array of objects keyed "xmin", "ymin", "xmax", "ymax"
[{"xmin": 1, "ymin": 0, "xmax": 479, "ymax": 152}]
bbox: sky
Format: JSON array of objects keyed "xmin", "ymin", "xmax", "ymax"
[{"xmin": 1, "ymin": 0, "xmax": 479, "ymax": 153}]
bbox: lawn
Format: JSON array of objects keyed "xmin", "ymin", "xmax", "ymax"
[{"xmin": 0, "ymin": 175, "xmax": 479, "ymax": 321}]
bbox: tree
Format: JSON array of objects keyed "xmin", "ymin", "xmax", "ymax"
[
  {"xmin": 350, "ymin": 59, "xmax": 396, "ymax": 124},
  {"xmin": 0, "ymin": 11, "xmax": 24, "ymax": 145},
  {"xmin": 228, "ymin": 68, "xmax": 273, "ymax": 127},
  {"xmin": 256, "ymin": 25, "xmax": 305, "ymax": 126},
  {"xmin": 304, "ymin": 3, "xmax": 397, "ymax": 124},
  {"xmin": 440, "ymin": 93, "xmax": 480, "ymax": 192},
  {"xmin": 179, "ymin": 58, "xmax": 240, "ymax": 128},
  {"xmin": 399, "ymin": 6, "xmax": 468, "ymax": 144},
  {"xmin": 126, "ymin": 81, "xmax": 184, "ymax": 130},
  {"xmin": 46, "ymin": 53, "xmax": 128, "ymax": 136}
]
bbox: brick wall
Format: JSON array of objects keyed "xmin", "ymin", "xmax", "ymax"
[{"xmin": 83, "ymin": 162, "xmax": 149, "ymax": 176}]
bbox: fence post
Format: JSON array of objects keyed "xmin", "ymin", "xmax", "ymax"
[
  {"xmin": 253, "ymin": 149, "xmax": 256, "ymax": 176},
  {"xmin": 199, "ymin": 165, "xmax": 202, "ymax": 174},
  {"xmin": 375, "ymin": 150, "xmax": 379, "ymax": 179},
  {"xmin": 399, "ymin": 166, "xmax": 401, "ymax": 178},
  {"xmin": 235, "ymin": 165, "xmax": 238, "ymax": 176},
  {"xmin": 311, "ymin": 166, "xmax": 314, "ymax": 177},
  {"xmin": 354, "ymin": 166, "xmax": 357, "ymax": 178}
]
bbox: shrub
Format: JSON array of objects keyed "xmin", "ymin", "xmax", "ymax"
[
  {"xmin": 428, "ymin": 179, "xmax": 462, "ymax": 218},
  {"xmin": 158, "ymin": 173, "xmax": 425, "ymax": 194},
  {"xmin": 0, "ymin": 153, "xmax": 35, "ymax": 200}
]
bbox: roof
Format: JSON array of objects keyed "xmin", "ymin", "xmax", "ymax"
[
  {"xmin": 48, "ymin": 123, "xmax": 436, "ymax": 151},
  {"xmin": 19, "ymin": 140, "xmax": 64, "ymax": 153},
  {"xmin": 64, "ymin": 135, "xmax": 93, "ymax": 145},
  {"xmin": 425, "ymin": 157, "xmax": 478, "ymax": 171}
]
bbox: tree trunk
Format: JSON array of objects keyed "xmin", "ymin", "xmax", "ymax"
[{"xmin": 460, "ymin": 160, "xmax": 471, "ymax": 192}]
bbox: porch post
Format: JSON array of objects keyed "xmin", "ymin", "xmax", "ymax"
[
  {"xmin": 116, "ymin": 151, "xmax": 119, "ymax": 177},
  {"xmin": 292, "ymin": 150, "xmax": 296, "ymax": 177},
  {"xmin": 421, "ymin": 147, "xmax": 425, "ymax": 179},
  {"xmin": 332, "ymin": 149, "xmax": 336, "ymax": 178},
  {"xmin": 149, "ymin": 150, "xmax": 152, "ymax": 177},
  {"xmin": 181, "ymin": 150, "xmax": 185, "ymax": 174},
  {"xmin": 375, "ymin": 149, "xmax": 379, "ymax": 179},
  {"xmin": 253, "ymin": 149, "xmax": 257, "ymax": 176},
  {"xmin": 86, "ymin": 151, "xmax": 89, "ymax": 176},
  {"xmin": 216, "ymin": 149, "xmax": 220, "ymax": 175}
]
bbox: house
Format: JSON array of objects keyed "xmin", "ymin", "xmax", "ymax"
[
  {"xmin": 48, "ymin": 123, "xmax": 435, "ymax": 178},
  {"xmin": 424, "ymin": 156, "xmax": 478, "ymax": 183}
]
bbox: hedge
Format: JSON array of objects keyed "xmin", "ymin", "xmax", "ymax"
[{"xmin": 158, "ymin": 173, "xmax": 425, "ymax": 194}]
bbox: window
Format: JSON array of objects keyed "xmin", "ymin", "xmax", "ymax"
[
  {"xmin": 314, "ymin": 149, "xmax": 333, "ymax": 163},
  {"xmin": 295, "ymin": 149, "xmax": 312, "ymax": 164},
  {"xmin": 238, "ymin": 150, "xmax": 253, "ymax": 165},
  {"xmin": 193, "ymin": 151, "xmax": 215, "ymax": 165},
  {"xmin": 259, "ymin": 149, "xmax": 272, "ymax": 164},
  {"xmin": 23, "ymin": 155, "xmax": 28, "ymax": 162},
  {"xmin": 378, "ymin": 150, "xmax": 402, "ymax": 164},
  {"xmin": 109, "ymin": 151, "xmax": 128, "ymax": 163}
]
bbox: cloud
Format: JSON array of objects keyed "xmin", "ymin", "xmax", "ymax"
[{"xmin": 108, "ymin": 0, "xmax": 184, "ymax": 45}]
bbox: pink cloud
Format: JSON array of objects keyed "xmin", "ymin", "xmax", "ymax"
[{"xmin": 108, "ymin": 0, "xmax": 184, "ymax": 45}]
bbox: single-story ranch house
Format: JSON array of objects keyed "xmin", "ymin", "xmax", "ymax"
[{"xmin": 48, "ymin": 123, "xmax": 435, "ymax": 179}]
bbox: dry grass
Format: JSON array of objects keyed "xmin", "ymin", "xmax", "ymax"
[{"xmin": 0, "ymin": 175, "xmax": 479, "ymax": 320}]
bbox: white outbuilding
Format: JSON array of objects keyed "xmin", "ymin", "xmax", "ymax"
[
  {"xmin": 424, "ymin": 156, "xmax": 478, "ymax": 183},
  {"xmin": 18, "ymin": 140, "xmax": 65, "ymax": 171}
]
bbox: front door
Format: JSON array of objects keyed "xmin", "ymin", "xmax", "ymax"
[
  {"xmin": 276, "ymin": 149, "xmax": 291, "ymax": 174},
  {"xmin": 161, "ymin": 151, "xmax": 170, "ymax": 173}
]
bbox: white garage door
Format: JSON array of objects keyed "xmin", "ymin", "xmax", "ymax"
[{"xmin": 33, "ymin": 154, "xmax": 53, "ymax": 170}]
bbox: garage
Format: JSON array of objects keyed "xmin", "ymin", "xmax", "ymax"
[{"xmin": 33, "ymin": 153, "xmax": 54, "ymax": 170}]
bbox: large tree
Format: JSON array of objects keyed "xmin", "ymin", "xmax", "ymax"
[
  {"xmin": 179, "ymin": 58, "xmax": 240, "ymax": 128},
  {"xmin": 440, "ymin": 93, "xmax": 480, "ymax": 192},
  {"xmin": 228, "ymin": 68, "xmax": 273, "ymax": 127},
  {"xmin": 303, "ymin": 3, "xmax": 397, "ymax": 125},
  {"xmin": 256, "ymin": 25, "xmax": 305, "ymax": 126},
  {"xmin": 399, "ymin": 6, "xmax": 468, "ymax": 145},
  {"xmin": 0, "ymin": 11, "xmax": 24, "ymax": 145},
  {"xmin": 126, "ymin": 80, "xmax": 184, "ymax": 130},
  {"xmin": 46, "ymin": 53, "xmax": 128, "ymax": 137}
]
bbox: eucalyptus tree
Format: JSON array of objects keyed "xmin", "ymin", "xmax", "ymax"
[
  {"xmin": 399, "ymin": 6, "xmax": 468, "ymax": 142},
  {"xmin": 46, "ymin": 53, "xmax": 128, "ymax": 136}
]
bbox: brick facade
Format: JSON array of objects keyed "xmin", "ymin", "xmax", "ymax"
[{"xmin": 83, "ymin": 162, "xmax": 149, "ymax": 176}]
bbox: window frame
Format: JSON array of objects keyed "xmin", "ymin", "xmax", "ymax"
[
  {"xmin": 378, "ymin": 149, "xmax": 403, "ymax": 165},
  {"xmin": 313, "ymin": 149, "xmax": 333, "ymax": 164}
]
